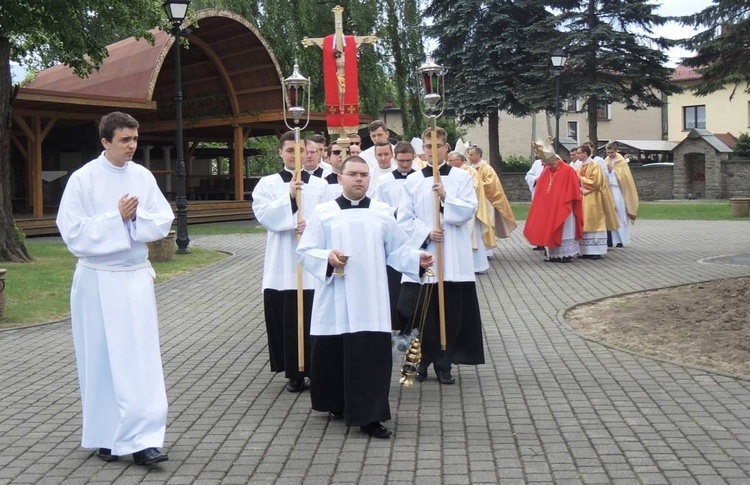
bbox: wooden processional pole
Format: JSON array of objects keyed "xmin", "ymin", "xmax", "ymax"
[
  {"xmin": 294, "ymin": 128, "xmax": 305, "ymax": 371},
  {"xmin": 430, "ymin": 116, "xmax": 447, "ymax": 350}
]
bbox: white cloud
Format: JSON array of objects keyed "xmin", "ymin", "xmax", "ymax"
[{"xmin": 652, "ymin": 0, "xmax": 714, "ymax": 66}]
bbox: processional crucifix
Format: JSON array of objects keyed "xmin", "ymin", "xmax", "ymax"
[{"xmin": 301, "ymin": 5, "xmax": 377, "ymax": 154}]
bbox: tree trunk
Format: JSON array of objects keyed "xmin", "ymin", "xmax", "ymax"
[
  {"xmin": 587, "ymin": 94, "xmax": 599, "ymax": 149},
  {"xmin": 0, "ymin": 37, "xmax": 31, "ymax": 263},
  {"xmin": 487, "ymin": 109, "xmax": 501, "ymax": 173}
]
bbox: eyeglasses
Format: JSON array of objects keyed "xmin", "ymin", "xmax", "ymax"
[
  {"xmin": 331, "ymin": 150, "xmax": 342, "ymax": 155},
  {"xmin": 343, "ymin": 172, "xmax": 370, "ymax": 178},
  {"xmin": 396, "ymin": 157, "xmax": 414, "ymax": 163},
  {"xmin": 423, "ymin": 143, "xmax": 446, "ymax": 150},
  {"xmin": 349, "ymin": 141, "xmax": 361, "ymax": 146}
]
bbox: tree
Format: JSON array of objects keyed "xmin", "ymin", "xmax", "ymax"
[
  {"xmin": 550, "ymin": 0, "xmax": 682, "ymax": 147},
  {"xmin": 680, "ymin": 0, "xmax": 750, "ymax": 98},
  {"xmin": 0, "ymin": 0, "xmax": 163, "ymax": 262},
  {"xmin": 425, "ymin": 0, "xmax": 558, "ymax": 171},
  {"xmin": 734, "ymin": 132, "xmax": 750, "ymax": 159}
]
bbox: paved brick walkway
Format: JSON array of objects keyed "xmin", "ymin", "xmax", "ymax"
[{"xmin": 1, "ymin": 220, "xmax": 749, "ymax": 484}]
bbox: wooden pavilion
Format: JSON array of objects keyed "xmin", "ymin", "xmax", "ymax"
[{"xmin": 10, "ymin": 9, "xmax": 328, "ymax": 235}]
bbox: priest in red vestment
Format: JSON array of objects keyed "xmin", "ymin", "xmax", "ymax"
[{"xmin": 523, "ymin": 138, "xmax": 583, "ymax": 263}]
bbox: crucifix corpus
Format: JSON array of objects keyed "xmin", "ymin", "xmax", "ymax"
[{"xmin": 302, "ymin": 5, "xmax": 376, "ymax": 155}]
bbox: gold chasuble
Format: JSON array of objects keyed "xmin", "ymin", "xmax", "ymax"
[
  {"xmin": 606, "ymin": 153, "xmax": 640, "ymax": 220},
  {"xmin": 461, "ymin": 165, "xmax": 493, "ymax": 250},
  {"xmin": 576, "ymin": 161, "xmax": 619, "ymax": 232},
  {"xmin": 473, "ymin": 161, "xmax": 517, "ymax": 245}
]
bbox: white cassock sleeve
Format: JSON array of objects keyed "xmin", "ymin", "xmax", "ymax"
[
  {"xmin": 252, "ymin": 176, "xmax": 297, "ymax": 232},
  {"xmin": 130, "ymin": 176, "xmax": 174, "ymax": 243},
  {"xmin": 442, "ymin": 175, "xmax": 477, "ymax": 227},
  {"xmin": 56, "ymin": 174, "xmax": 133, "ymax": 258},
  {"xmin": 296, "ymin": 209, "xmax": 332, "ymax": 284},
  {"xmin": 396, "ymin": 179, "xmax": 433, "ymax": 249},
  {"xmin": 383, "ymin": 216, "xmax": 422, "ymax": 281}
]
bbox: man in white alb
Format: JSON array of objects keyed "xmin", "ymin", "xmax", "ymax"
[{"xmin": 56, "ymin": 111, "xmax": 174, "ymax": 466}]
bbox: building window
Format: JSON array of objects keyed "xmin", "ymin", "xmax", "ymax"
[
  {"xmin": 683, "ymin": 105, "xmax": 706, "ymax": 130},
  {"xmin": 567, "ymin": 121, "xmax": 578, "ymax": 144},
  {"xmin": 566, "ymin": 99, "xmax": 578, "ymax": 113},
  {"xmin": 596, "ymin": 103, "xmax": 611, "ymax": 121}
]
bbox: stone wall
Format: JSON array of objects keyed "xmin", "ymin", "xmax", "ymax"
[
  {"xmin": 500, "ymin": 166, "xmax": 675, "ymax": 202},
  {"xmin": 501, "ymin": 160, "xmax": 750, "ymax": 202},
  {"xmin": 631, "ymin": 166, "xmax": 675, "ymax": 200},
  {"xmin": 722, "ymin": 160, "xmax": 750, "ymax": 198}
]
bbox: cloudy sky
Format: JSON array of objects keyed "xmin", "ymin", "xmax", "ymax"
[{"xmin": 10, "ymin": 0, "xmax": 715, "ymax": 83}]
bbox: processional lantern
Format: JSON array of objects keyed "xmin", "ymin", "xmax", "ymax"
[
  {"xmin": 282, "ymin": 60, "xmax": 311, "ymax": 128},
  {"xmin": 417, "ymin": 56, "xmax": 445, "ymax": 115}
]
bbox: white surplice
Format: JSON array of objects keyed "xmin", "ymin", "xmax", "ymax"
[
  {"xmin": 297, "ymin": 197, "xmax": 423, "ymax": 336},
  {"xmin": 396, "ymin": 163, "xmax": 477, "ymax": 283},
  {"xmin": 56, "ymin": 152, "xmax": 174, "ymax": 455},
  {"xmin": 252, "ymin": 169, "xmax": 331, "ymax": 290},
  {"xmin": 525, "ymin": 159, "xmax": 544, "ymax": 197},
  {"xmin": 372, "ymin": 169, "xmax": 412, "ymax": 213}
]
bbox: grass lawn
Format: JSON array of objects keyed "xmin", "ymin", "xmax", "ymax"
[
  {"xmin": 185, "ymin": 223, "xmax": 265, "ymax": 236},
  {"xmin": 0, "ymin": 241, "xmax": 226, "ymax": 328},
  {"xmin": 510, "ymin": 201, "xmax": 745, "ymax": 221}
]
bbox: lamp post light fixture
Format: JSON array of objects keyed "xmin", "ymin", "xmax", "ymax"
[
  {"xmin": 163, "ymin": 0, "xmax": 191, "ymax": 254},
  {"xmin": 550, "ymin": 48, "xmax": 568, "ymax": 155}
]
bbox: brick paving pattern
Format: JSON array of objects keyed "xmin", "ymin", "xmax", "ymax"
[{"xmin": 0, "ymin": 220, "xmax": 749, "ymax": 484}]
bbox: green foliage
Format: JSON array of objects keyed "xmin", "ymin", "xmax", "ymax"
[
  {"xmin": 548, "ymin": 0, "xmax": 682, "ymax": 145},
  {"xmin": 426, "ymin": 0, "xmax": 558, "ymax": 125},
  {"xmin": 2, "ymin": 0, "xmax": 164, "ymax": 76},
  {"xmin": 436, "ymin": 117, "xmax": 467, "ymax": 148},
  {"xmin": 13, "ymin": 225, "xmax": 26, "ymax": 245},
  {"xmin": 246, "ymin": 136, "xmax": 282, "ymax": 175},
  {"xmin": 680, "ymin": 1, "xmax": 750, "ymax": 98},
  {"xmin": 502, "ymin": 155, "xmax": 531, "ymax": 173},
  {"xmin": 733, "ymin": 133, "xmax": 750, "ymax": 159}
]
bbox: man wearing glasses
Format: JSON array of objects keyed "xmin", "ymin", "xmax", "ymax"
[
  {"xmin": 396, "ymin": 127, "xmax": 485, "ymax": 385},
  {"xmin": 298, "ymin": 156, "xmax": 433, "ymax": 439}
]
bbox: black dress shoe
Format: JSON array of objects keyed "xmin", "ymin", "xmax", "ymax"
[
  {"xmin": 544, "ymin": 257, "xmax": 562, "ymax": 263},
  {"xmin": 132, "ymin": 448, "xmax": 168, "ymax": 466},
  {"xmin": 589, "ymin": 255, "xmax": 602, "ymax": 260},
  {"xmin": 360, "ymin": 422, "xmax": 393, "ymax": 439},
  {"xmin": 532, "ymin": 245, "xmax": 545, "ymax": 251},
  {"xmin": 285, "ymin": 377, "xmax": 305, "ymax": 393},
  {"xmin": 437, "ymin": 371, "xmax": 455, "ymax": 385},
  {"xmin": 328, "ymin": 410, "xmax": 344, "ymax": 419},
  {"xmin": 96, "ymin": 448, "xmax": 118, "ymax": 462},
  {"xmin": 615, "ymin": 243, "xmax": 623, "ymax": 248}
]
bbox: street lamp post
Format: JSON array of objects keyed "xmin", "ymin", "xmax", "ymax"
[
  {"xmin": 550, "ymin": 48, "xmax": 568, "ymax": 155},
  {"xmin": 163, "ymin": 0, "xmax": 191, "ymax": 254}
]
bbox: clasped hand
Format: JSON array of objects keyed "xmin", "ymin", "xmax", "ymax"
[{"xmin": 119, "ymin": 194, "xmax": 138, "ymax": 222}]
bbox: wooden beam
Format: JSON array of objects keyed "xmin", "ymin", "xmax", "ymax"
[
  {"xmin": 235, "ymin": 85, "xmax": 281, "ymax": 96},
  {"xmin": 40, "ymin": 118, "xmax": 58, "ymax": 141},
  {"xmin": 139, "ymin": 110, "xmax": 329, "ymax": 133},
  {"xmin": 233, "ymin": 126, "xmax": 244, "ymax": 201},
  {"xmin": 10, "ymin": 134, "xmax": 27, "ymax": 159},
  {"xmin": 13, "ymin": 109, "xmax": 109, "ymax": 121},
  {"xmin": 12, "ymin": 114, "xmax": 34, "ymax": 139},
  {"xmin": 16, "ymin": 91, "xmax": 156, "ymax": 110},
  {"xmin": 189, "ymin": 36, "xmax": 240, "ymax": 115},
  {"xmin": 229, "ymin": 63, "xmax": 276, "ymax": 76},
  {"xmin": 33, "ymin": 116, "xmax": 43, "ymax": 218}
]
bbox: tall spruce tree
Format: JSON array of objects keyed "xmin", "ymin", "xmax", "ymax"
[
  {"xmin": 679, "ymin": 0, "xmax": 750, "ymax": 98},
  {"xmin": 425, "ymin": 0, "xmax": 558, "ymax": 170},
  {"xmin": 550, "ymin": 0, "xmax": 681, "ymax": 147}
]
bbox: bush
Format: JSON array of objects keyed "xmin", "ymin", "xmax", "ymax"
[
  {"xmin": 247, "ymin": 136, "xmax": 282, "ymax": 175},
  {"xmin": 501, "ymin": 154, "xmax": 531, "ymax": 172},
  {"xmin": 733, "ymin": 132, "xmax": 750, "ymax": 159}
]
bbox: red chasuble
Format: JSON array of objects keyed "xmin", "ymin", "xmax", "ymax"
[
  {"xmin": 523, "ymin": 161, "xmax": 583, "ymax": 247},
  {"xmin": 323, "ymin": 34, "xmax": 359, "ymax": 129}
]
